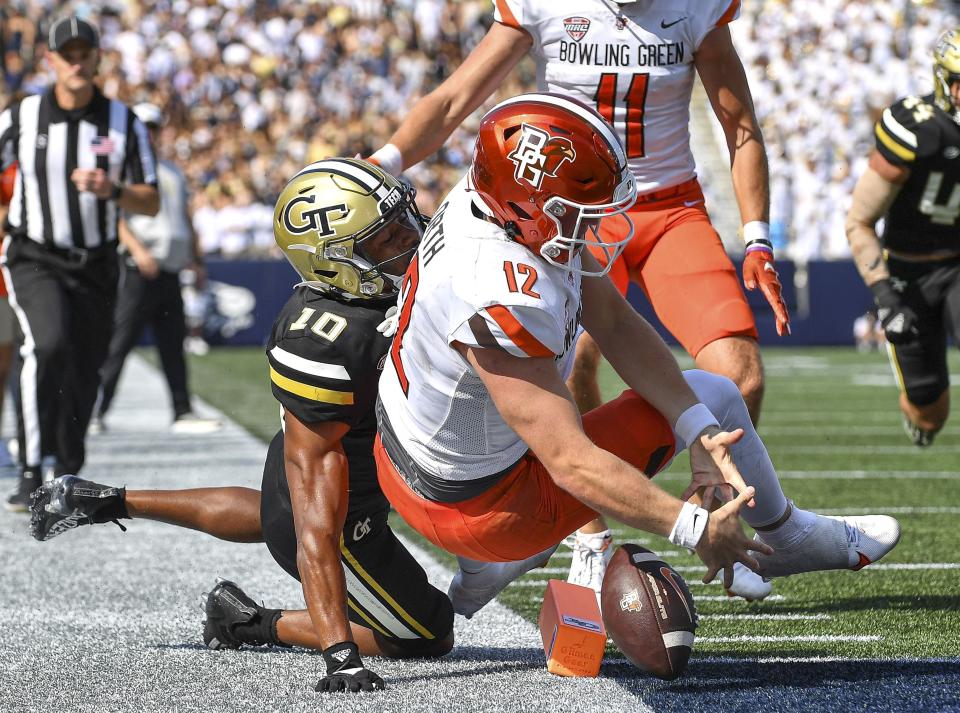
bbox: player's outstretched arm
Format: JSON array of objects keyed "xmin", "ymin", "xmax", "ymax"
[
  {"xmin": 846, "ymin": 151, "xmax": 916, "ymax": 344},
  {"xmin": 459, "ymin": 343, "xmax": 768, "ymax": 582},
  {"xmin": 696, "ymin": 26, "xmax": 790, "ymax": 336},
  {"xmin": 283, "ymin": 411, "xmax": 385, "ymax": 693},
  {"xmin": 579, "ymin": 252, "xmax": 752, "ymax": 502},
  {"xmin": 372, "ymin": 22, "xmax": 532, "ymax": 174}
]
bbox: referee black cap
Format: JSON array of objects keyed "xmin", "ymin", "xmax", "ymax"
[{"xmin": 48, "ymin": 16, "xmax": 99, "ymax": 52}]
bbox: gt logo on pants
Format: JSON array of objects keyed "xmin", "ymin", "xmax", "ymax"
[{"xmin": 353, "ymin": 517, "xmax": 371, "ymax": 542}]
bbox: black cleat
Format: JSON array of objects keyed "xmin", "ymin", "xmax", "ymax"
[
  {"xmin": 30, "ymin": 475, "xmax": 128, "ymax": 541},
  {"xmin": 5, "ymin": 468, "xmax": 40, "ymax": 513},
  {"xmin": 202, "ymin": 579, "xmax": 261, "ymax": 650}
]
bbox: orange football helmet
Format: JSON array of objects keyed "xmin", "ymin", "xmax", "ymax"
[
  {"xmin": 0, "ymin": 162, "xmax": 16, "ymax": 206},
  {"xmin": 470, "ymin": 93, "xmax": 636, "ymax": 276}
]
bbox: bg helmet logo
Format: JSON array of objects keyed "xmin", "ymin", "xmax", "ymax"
[{"xmin": 507, "ymin": 124, "xmax": 576, "ymax": 190}]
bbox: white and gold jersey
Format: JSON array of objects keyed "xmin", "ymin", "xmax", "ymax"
[
  {"xmin": 494, "ymin": 0, "xmax": 740, "ymax": 194},
  {"xmin": 378, "ymin": 176, "xmax": 582, "ymax": 483}
]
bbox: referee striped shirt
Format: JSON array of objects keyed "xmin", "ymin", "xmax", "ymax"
[{"xmin": 0, "ymin": 87, "xmax": 157, "ymax": 250}]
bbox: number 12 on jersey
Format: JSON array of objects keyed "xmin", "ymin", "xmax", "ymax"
[{"xmin": 594, "ymin": 72, "xmax": 649, "ymax": 159}]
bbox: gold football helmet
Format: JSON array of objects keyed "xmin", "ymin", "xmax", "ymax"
[
  {"xmin": 934, "ymin": 28, "xmax": 960, "ymax": 117},
  {"xmin": 274, "ymin": 158, "xmax": 423, "ymax": 298}
]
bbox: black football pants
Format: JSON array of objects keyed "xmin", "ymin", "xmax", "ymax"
[
  {"xmin": 97, "ymin": 260, "xmax": 190, "ymax": 420},
  {"xmin": 2, "ymin": 238, "xmax": 117, "ymax": 475}
]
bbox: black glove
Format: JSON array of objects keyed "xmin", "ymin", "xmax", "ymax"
[
  {"xmin": 315, "ymin": 641, "xmax": 384, "ymax": 693},
  {"xmin": 871, "ymin": 278, "xmax": 919, "ymax": 345}
]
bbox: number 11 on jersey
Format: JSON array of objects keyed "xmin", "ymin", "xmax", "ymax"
[{"xmin": 594, "ymin": 72, "xmax": 649, "ymax": 159}]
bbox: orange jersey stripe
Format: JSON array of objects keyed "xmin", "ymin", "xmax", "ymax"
[
  {"xmin": 494, "ymin": 0, "xmax": 520, "ymax": 29},
  {"xmin": 485, "ymin": 304, "xmax": 554, "ymax": 358},
  {"xmin": 716, "ymin": 0, "xmax": 740, "ymax": 26}
]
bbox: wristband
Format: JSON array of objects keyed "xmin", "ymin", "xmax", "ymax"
[
  {"xmin": 669, "ymin": 501, "xmax": 709, "ymax": 550},
  {"xmin": 742, "ymin": 220, "xmax": 770, "ymax": 245},
  {"xmin": 322, "ymin": 641, "xmax": 363, "ymax": 675},
  {"xmin": 674, "ymin": 403, "xmax": 719, "ymax": 446},
  {"xmin": 369, "ymin": 143, "xmax": 403, "ymax": 176}
]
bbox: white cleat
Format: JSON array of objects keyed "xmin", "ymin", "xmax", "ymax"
[
  {"xmin": 448, "ymin": 546, "xmax": 556, "ymax": 619},
  {"xmin": 725, "ymin": 561, "xmax": 773, "ymax": 601},
  {"xmin": 754, "ymin": 514, "xmax": 901, "ymax": 579},
  {"xmin": 566, "ymin": 531, "xmax": 613, "ymax": 609}
]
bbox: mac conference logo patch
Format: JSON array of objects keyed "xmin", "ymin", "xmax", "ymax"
[{"xmin": 563, "ymin": 16, "xmax": 590, "ymax": 41}]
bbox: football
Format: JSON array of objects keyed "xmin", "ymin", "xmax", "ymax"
[{"xmin": 600, "ymin": 543, "xmax": 698, "ymax": 680}]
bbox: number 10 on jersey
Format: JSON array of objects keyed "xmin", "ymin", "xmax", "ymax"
[{"xmin": 594, "ymin": 72, "xmax": 649, "ymax": 159}]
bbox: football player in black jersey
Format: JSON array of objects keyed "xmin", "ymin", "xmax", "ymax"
[
  {"xmin": 29, "ymin": 159, "xmax": 454, "ymax": 692},
  {"xmin": 846, "ymin": 28, "xmax": 960, "ymax": 448}
]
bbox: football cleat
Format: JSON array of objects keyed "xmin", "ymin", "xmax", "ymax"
[
  {"xmin": 754, "ymin": 514, "xmax": 900, "ymax": 579},
  {"xmin": 565, "ymin": 530, "xmax": 613, "ymax": 608},
  {"xmin": 30, "ymin": 475, "xmax": 128, "ymax": 541},
  {"xmin": 5, "ymin": 468, "xmax": 40, "ymax": 513},
  {"xmin": 725, "ymin": 561, "xmax": 773, "ymax": 602},
  {"xmin": 201, "ymin": 578, "xmax": 260, "ymax": 650},
  {"xmin": 902, "ymin": 417, "xmax": 935, "ymax": 448},
  {"xmin": 448, "ymin": 546, "xmax": 556, "ymax": 619}
]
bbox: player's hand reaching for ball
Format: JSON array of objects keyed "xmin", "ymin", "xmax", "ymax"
[{"xmin": 694, "ymin": 488, "xmax": 773, "ymax": 589}]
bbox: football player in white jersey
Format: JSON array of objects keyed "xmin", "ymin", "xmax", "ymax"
[
  {"xmin": 375, "ymin": 93, "xmax": 899, "ymax": 620},
  {"xmin": 370, "ymin": 0, "xmax": 788, "ymax": 600}
]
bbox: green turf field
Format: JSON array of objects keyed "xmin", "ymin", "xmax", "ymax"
[{"xmin": 162, "ymin": 345, "xmax": 960, "ymax": 661}]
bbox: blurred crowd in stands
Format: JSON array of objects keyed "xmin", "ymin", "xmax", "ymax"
[
  {"xmin": 0, "ymin": 0, "xmax": 533, "ymax": 258},
  {"xmin": 1, "ymin": 0, "xmax": 957, "ymax": 260},
  {"xmin": 733, "ymin": 0, "xmax": 958, "ymax": 261}
]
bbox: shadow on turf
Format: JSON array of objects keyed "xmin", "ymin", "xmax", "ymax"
[{"xmin": 606, "ymin": 655, "xmax": 959, "ymax": 689}]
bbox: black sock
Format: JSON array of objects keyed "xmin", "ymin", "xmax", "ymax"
[{"xmin": 234, "ymin": 608, "xmax": 285, "ymax": 647}]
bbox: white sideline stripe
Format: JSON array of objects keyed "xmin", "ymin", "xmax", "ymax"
[
  {"xmin": 696, "ymin": 594, "xmax": 786, "ymax": 602},
  {"xmin": 268, "ymin": 346, "xmax": 350, "ymax": 380},
  {"xmin": 758, "ymin": 426, "xmax": 908, "ymax": 435},
  {"xmin": 699, "ymin": 614, "xmax": 832, "ymax": 621},
  {"xmin": 769, "ymin": 445, "xmax": 960, "ymax": 455},
  {"xmin": 616, "ymin": 563, "xmax": 960, "ymax": 574},
  {"xmin": 820, "ymin": 507, "xmax": 960, "ymax": 515},
  {"xmin": 511, "ymin": 579, "xmax": 720, "ymax": 588},
  {"xmin": 608, "ymin": 655, "xmax": 960, "ymax": 665},
  {"xmin": 699, "ymin": 635, "xmax": 882, "ymax": 643},
  {"xmin": 663, "ymin": 630, "xmax": 695, "ymax": 648},
  {"xmin": 658, "ymin": 470, "xmax": 960, "ymax": 481}
]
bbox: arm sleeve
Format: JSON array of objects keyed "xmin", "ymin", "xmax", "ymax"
[
  {"xmin": 874, "ymin": 99, "xmax": 936, "ymax": 168},
  {"xmin": 450, "ymin": 302, "xmax": 563, "ymax": 358},
  {"xmin": 123, "ymin": 113, "xmax": 158, "ymax": 186},
  {"xmin": 268, "ymin": 340, "xmax": 370, "ymax": 428},
  {"xmin": 693, "ymin": 0, "xmax": 741, "ymax": 48},
  {"xmin": 492, "ymin": 0, "xmax": 523, "ymax": 29}
]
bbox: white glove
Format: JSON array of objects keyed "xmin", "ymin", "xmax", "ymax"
[{"xmin": 376, "ymin": 306, "xmax": 399, "ymax": 338}]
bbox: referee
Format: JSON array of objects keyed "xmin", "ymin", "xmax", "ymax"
[{"xmin": 0, "ymin": 16, "xmax": 159, "ymax": 511}]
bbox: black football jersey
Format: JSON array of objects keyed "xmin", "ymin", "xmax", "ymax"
[
  {"xmin": 266, "ymin": 286, "xmax": 393, "ymax": 503},
  {"xmin": 875, "ymin": 93, "xmax": 960, "ymax": 254}
]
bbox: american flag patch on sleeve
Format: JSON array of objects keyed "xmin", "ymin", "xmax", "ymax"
[{"xmin": 90, "ymin": 136, "xmax": 115, "ymax": 155}]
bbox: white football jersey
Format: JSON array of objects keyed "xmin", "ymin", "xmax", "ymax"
[
  {"xmin": 378, "ymin": 175, "xmax": 582, "ymax": 482},
  {"xmin": 494, "ymin": 0, "xmax": 740, "ymax": 194}
]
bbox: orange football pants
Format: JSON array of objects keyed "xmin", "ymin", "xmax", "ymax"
[
  {"xmin": 591, "ymin": 178, "xmax": 757, "ymax": 357},
  {"xmin": 374, "ymin": 389, "xmax": 677, "ymax": 563}
]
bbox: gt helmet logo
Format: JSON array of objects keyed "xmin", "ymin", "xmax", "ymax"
[
  {"xmin": 507, "ymin": 124, "xmax": 576, "ymax": 190},
  {"xmin": 282, "ymin": 194, "xmax": 350, "ymax": 237}
]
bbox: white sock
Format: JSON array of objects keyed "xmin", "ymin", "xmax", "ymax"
[
  {"xmin": 683, "ymin": 370, "xmax": 789, "ymax": 527},
  {"xmin": 755, "ymin": 503, "xmax": 819, "ymax": 551},
  {"xmin": 574, "ymin": 529, "xmax": 612, "ymax": 551}
]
